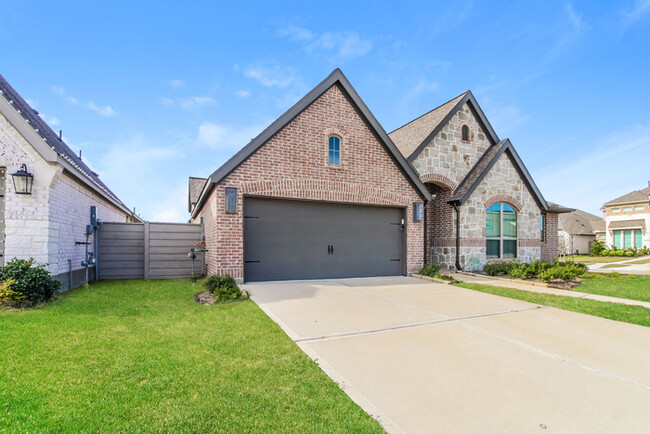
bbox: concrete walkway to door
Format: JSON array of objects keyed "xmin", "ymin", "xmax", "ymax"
[{"xmin": 245, "ymin": 276, "xmax": 650, "ymax": 433}]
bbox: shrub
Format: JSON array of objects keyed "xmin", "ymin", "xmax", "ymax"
[
  {"xmin": 590, "ymin": 239, "xmax": 606, "ymax": 256},
  {"xmin": 537, "ymin": 261, "xmax": 587, "ymax": 281},
  {"xmin": 203, "ymin": 274, "xmax": 242, "ymax": 301},
  {"xmin": 419, "ymin": 263, "xmax": 441, "ymax": 277},
  {"xmin": 0, "ymin": 279, "xmax": 20, "ymax": 303},
  {"xmin": 0, "ymin": 258, "xmax": 60, "ymax": 305},
  {"xmin": 483, "ymin": 262, "xmax": 514, "ymax": 276}
]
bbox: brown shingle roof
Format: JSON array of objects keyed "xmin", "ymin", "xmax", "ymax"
[
  {"xmin": 188, "ymin": 177, "xmax": 207, "ymax": 212},
  {"xmin": 388, "ymin": 92, "xmax": 466, "ymax": 159},
  {"xmin": 558, "ymin": 209, "xmax": 604, "ymax": 235},
  {"xmin": 608, "ymin": 219, "xmax": 646, "ymax": 230},
  {"xmin": 603, "ymin": 186, "xmax": 650, "ymax": 207}
]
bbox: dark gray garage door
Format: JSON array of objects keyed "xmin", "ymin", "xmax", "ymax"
[{"xmin": 244, "ymin": 198, "xmax": 404, "ymax": 282}]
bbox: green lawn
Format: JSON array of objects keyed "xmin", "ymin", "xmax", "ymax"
[
  {"xmin": 562, "ymin": 255, "xmax": 632, "ymax": 263},
  {"xmin": 601, "ymin": 263, "xmax": 631, "ymax": 269},
  {"xmin": 455, "ymin": 282, "xmax": 650, "ymax": 328},
  {"xmin": 577, "ymin": 274, "xmax": 650, "ymax": 303},
  {"xmin": 626, "ymin": 258, "xmax": 650, "ymax": 265},
  {"xmin": 0, "ymin": 280, "xmax": 381, "ymax": 432}
]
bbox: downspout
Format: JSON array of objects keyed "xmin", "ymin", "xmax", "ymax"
[{"xmin": 452, "ymin": 202, "xmax": 462, "ymax": 271}]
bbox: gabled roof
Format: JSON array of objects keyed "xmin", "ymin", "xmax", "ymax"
[
  {"xmin": 603, "ymin": 186, "xmax": 650, "ymax": 207},
  {"xmin": 448, "ymin": 139, "xmax": 549, "ymax": 211},
  {"xmin": 188, "ymin": 177, "xmax": 207, "ymax": 212},
  {"xmin": 192, "ymin": 69, "xmax": 431, "ymax": 216},
  {"xmin": 388, "ymin": 90, "xmax": 500, "ymax": 162},
  {"xmin": 0, "ymin": 74, "xmax": 139, "ymax": 220},
  {"xmin": 559, "ymin": 209, "xmax": 604, "ymax": 236}
]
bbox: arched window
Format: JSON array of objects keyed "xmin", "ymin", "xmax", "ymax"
[
  {"xmin": 486, "ymin": 203, "xmax": 517, "ymax": 258},
  {"xmin": 461, "ymin": 124, "xmax": 470, "ymax": 142},
  {"xmin": 328, "ymin": 136, "xmax": 340, "ymax": 165}
]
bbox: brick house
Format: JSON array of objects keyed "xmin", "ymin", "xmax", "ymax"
[
  {"xmin": 0, "ymin": 74, "xmax": 140, "ymax": 290},
  {"xmin": 601, "ymin": 184, "xmax": 650, "ymax": 249},
  {"xmin": 190, "ymin": 69, "xmax": 563, "ymax": 281}
]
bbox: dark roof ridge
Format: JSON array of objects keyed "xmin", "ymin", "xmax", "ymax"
[
  {"xmin": 449, "ymin": 139, "xmax": 549, "ymax": 211},
  {"xmin": 192, "ymin": 68, "xmax": 431, "ymax": 217},
  {"xmin": 388, "ymin": 90, "xmax": 469, "ymax": 135}
]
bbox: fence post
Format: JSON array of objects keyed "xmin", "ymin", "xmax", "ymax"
[{"xmin": 144, "ymin": 222, "xmax": 150, "ymax": 280}]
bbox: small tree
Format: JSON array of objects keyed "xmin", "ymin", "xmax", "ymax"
[{"xmin": 590, "ymin": 239, "xmax": 606, "ymax": 256}]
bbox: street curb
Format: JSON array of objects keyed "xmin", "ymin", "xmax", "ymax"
[{"xmin": 411, "ymin": 273, "xmax": 456, "ymax": 285}]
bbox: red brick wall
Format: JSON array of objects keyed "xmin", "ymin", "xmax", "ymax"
[
  {"xmin": 425, "ymin": 184, "xmax": 455, "ymax": 262},
  {"xmin": 541, "ymin": 212, "xmax": 559, "ymax": 261},
  {"xmin": 193, "ymin": 83, "xmax": 424, "ymax": 279}
]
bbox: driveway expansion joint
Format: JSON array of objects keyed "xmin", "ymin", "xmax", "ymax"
[{"xmin": 295, "ymin": 306, "xmax": 545, "ymax": 343}]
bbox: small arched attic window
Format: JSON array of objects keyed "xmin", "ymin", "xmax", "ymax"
[{"xmin": 461, "ymin": 124, "xmax": 470, "ymax": 142}]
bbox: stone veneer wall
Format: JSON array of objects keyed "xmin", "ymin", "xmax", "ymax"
[
  {"xmin": 412, "ymin": 103, "xmax": 491, "ymax": 186},
  {"xmin": 0, "ymin": 111, "xmax": 130, "ymax": 288},
  {"xmin": 193, "ymin": 83, "xmax": 425, "ymax": 279},
  {"xmin": 459, "ymin": 152, "xmax": 542, "ymax": 268}
]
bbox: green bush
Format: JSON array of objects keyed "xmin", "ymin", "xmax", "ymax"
[
  {"xmin": 419, "ymin": 263, "xmax": 441, "ymax": 277},
  {"xmin": 0, "ymin": 258, "xmax": 60, "ymax": 305},
  {"xmin": 590, "ymin": 239, "xmax": 606, "ymax": 256},
  {"xmin": 483, "ymin": 262, "xmax": 515, "ymax": 276},
  {"xmin": 537, "ymin": 262, "xmax": 587, "ymax": 281},
  {"xmin": 203, "ymin": 274, "xmax": 242, "ymax": 301}
]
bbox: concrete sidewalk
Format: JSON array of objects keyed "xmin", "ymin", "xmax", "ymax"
[
  {"xmin": 588, "ymin": 255, "xmax": 650, "ymax": 275},
  {"xmin": 454, "ymin": 272, "xmax": 650, "ymax": 309},
  {"xmin": 247, "ymin": 277, "xmax": 650, "ymax": 433}
]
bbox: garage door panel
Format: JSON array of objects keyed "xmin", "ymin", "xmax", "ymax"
[{"xmin": 244, "ymin": 198, "xmax": 404, "ymax": 282}]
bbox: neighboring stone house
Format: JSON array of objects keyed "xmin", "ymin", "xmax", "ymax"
[
  {"xmin": 602, "ymin": 184, "xmax": 650, "ymax": 249},
  {"xmin": 190, "ymin": 69, "xmax": 565, "ymax": 282},
  {"xmin": 557, "ymin": 208, "xmax": 604, "ymax": 255},
  {"xmin": 0, "ymin": 74, "xmax": 140, "ymax": 290},
  {"xmin": 389, "ymin": 91, "xmax": 565, "ymax": 269}
]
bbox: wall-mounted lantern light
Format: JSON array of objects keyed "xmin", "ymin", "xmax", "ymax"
[
  {"xmin": 413, "ymin": 203, "xmax": 423, "ymax": 222},
  {"xmin": 11, "ymin": 164, "xmax": 33, "ymax": 195}
]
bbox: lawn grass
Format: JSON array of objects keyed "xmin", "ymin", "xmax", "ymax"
[
  {"xmin": 562, "ymin": 255, "xmax": 631, "ymax": 263},
  {"xmin": 0, "ymin": 279, "xmax": 381, "ymax": 432},
  {"xmin": 601, "ymin": 263, "xmax": 631, "ymax": 268},
  {"xmin": 455, "ymin": 282, "xmax": 650, "ymax": 328},
  {"xmin": 577, "ymin": 273, "xmax": 650, "ymax": 303}
]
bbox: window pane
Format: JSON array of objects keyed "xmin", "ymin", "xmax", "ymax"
[
  {"xmin": 634, "ymin": 206, "xmax": 644, "ymax": 211},
  {"xmin": 503, "ymin": 210, "xmax": 517, "ymax": 238},
  {"xmin": 225, "ymin": 188, "xmax": 237, "ymax": 212},
  {"xmin": 635, "ymin": 230, "xmax": 642, "ymax": 248},
  {"xmin": 487, "ymin": 204, "xmax": 500, "ymax": 212},
  {"xmin": 486, "ymin": 240, "xmax": 499, "ymax": 258},
  {"xmin": 486, "ymin": 211, "xmax": 500, "ymax": 237},
  {"xmin": 328, "ymin": 136, "xmax": 340, "ymax": 165},
  {"xmin": 624, "ymin": 230, "xmax": 632, "ymax": 248},
  {"xmin": 503, "ymin": 240, "xmax": 517, "ymax": 258},
  {"xmin": 611, "ymin": 208, "xmax": 620, "ymax": 212},
  {"xmin": 622, "ymin": 207, "xmax": 632, "ymax": 212},
  {"xmin": 614, "ymin": 231, "xmax": 621, "ymax": 249},
  {"xmin": 502, "ymin": 203, "xmax": 515, "ymax": 213},
  {"xmin": 540, "ymin": 215, "xmax": 545, "ymax": 241}
]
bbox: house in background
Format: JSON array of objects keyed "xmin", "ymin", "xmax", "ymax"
[
  {"xmin": 0, "ymin": 74, "xmax": 140, "ymax": 290},
  {"xmin": 558, "ymin": 208, "xmax": 604, "ymax": 255},
  {"xmin": 189, "ymin": 69, "xmax": 565, "ymax": 282},
  {"xmin": 602, "ymin": 184, "xmax": 650, "ymax": 249}
]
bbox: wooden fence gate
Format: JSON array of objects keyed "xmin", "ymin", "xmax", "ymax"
[{"xmin": 97, "ymin": 222, "xmax": 204, "ymax": 280}]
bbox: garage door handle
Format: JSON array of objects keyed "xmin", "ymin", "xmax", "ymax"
[
  {"xmin": 331, "ymin": 245, "xmax": 334, "ymax": 254},
  {"xmin": 327, "ymin": 245, "xmax": 332, "ymax": 255}
]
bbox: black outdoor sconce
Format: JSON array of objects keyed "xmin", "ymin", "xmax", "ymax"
[{"xmin": 11, "ymin": 164, "xmax": 34, "ymax": 195}]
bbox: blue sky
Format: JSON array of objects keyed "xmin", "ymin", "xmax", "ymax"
[{"xmin": 2, "ymin": 1, "xmax": 649, "ymax": 220}]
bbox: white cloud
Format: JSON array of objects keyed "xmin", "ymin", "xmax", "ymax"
[
  {"xmin": 621, "ymin": 0, "xmax": 650, "ymax": 28},
  {"xmin": 169, "ymin": 79, "xmax": 185, "ymax": 89},
  {"xmin": 159, "ymin": 96, "xmax": 216, "ymax": 109},
  {"xmin": 535, "ymin": 124, "xmax": 650, "ymax": 215},
  {"xmin": 244, "ymin": 65, "xmax": 297, "ymax": 88},
  {"xmin": 307, "ymin": 32, "xmax": 373, "ymax": 62},
  {"xmin": 197, "ymin": 121, "xmax": 267, "ymax": 149},
  {"xmin": 40, "ymin": 114, "xmax": 60, "ymax": 126},
  {"xmin": 179, "ymin": 96, "xmax": 216, "ymax": 109},
  {"xmin": 565, "ymin": 3, "xmax": 584, "ymax": 31},
  {"xmin": 234, "ymin": 90, "xmax": 251, "ymax": 99},
  {"xmin": 275, "ymin": 25, "xmax": 316, "ymax": 41},
  {"xmin": 51, "ymin": 85, "xmax": 116, "ymax": 117},
  {"xmin": 150, "ymin": 183, "xmax": 188, "ymax": 222}
]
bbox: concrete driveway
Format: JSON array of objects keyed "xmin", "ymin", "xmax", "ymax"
[{"xmin": 245, "ymin": 277, "xmax": 650, "ymax": 433}]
